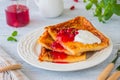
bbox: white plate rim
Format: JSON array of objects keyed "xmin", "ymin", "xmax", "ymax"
[{"xmin": 17, "ymin": 27, "xmax": 113, "ymax": 71}]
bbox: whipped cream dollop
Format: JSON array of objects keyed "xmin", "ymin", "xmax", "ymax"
[{"xmin": 74, "ymin": 30, "xmax": 101, "ymax": 44}]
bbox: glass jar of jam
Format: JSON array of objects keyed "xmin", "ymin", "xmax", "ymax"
[{"xmin": 5, "ymin": 0, "xmax": 30, "ymax": 28}]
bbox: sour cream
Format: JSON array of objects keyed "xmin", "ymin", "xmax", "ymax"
[{"xmin": 74, "ymin": 30, "xmax": 101, "ymax": 44}]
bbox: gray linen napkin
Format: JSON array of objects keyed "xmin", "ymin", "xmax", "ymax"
[{"xmin": 0, "ymin": 47, "xmax": 30, "ymax": 80}]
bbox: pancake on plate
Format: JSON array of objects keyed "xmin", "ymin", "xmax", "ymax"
[
  {"xmin": 37, "ymin": 16, "xmax": 109, "ymax": 63},
  {"xmin": 46, "ymin": 16, "xmax": 109, "ymax": 55}
]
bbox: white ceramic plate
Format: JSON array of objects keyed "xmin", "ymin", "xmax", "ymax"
[{"xmin": 17, "ymin": 27, "xmax": 113, "ymax": 71}]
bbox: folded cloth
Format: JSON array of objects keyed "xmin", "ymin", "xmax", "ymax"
[{"xmin": 0, "ymin": 46, "xmax": 30, "ymax": 80}]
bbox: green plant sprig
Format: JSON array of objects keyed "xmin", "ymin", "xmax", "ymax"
[
  {"xmin": 84, "ymin": 0, "xmax": 120, "ymax": 23},
  {"xmin": 7, "ymin": 31, "xmax": 18, "ymax": 42}
]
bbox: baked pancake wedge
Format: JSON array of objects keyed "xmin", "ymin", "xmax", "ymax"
[
  {"xmin": 39, "ymin": 47, "xmax": 86, "ymax": 63},
  {"xmin": 47, "ymin": 16, "xmax": 109, "ymax": 55},
  {"xmin": 38, "ymin": 30, "xmax": 87, "ymax": 63},
  {"xmin": 38, "ymin": 30, "xmax": 53, "ymax": 50},
  {"xmin": 38, "ymin": 30, "xmax": 70, "ymax": 54}
]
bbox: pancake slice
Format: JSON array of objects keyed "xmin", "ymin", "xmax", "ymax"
[
  {"xmin": 38, "ymin": 30, "xmax": 87, "ymax": 63},
  {"xmin": 39, "ymin": 47, "xmax": 86, "ymax": 63},
  {"xmin": 47, "ymin": 16, "xmax": 109, "ymax": 55},
  {"xmin": 38, "ymin": 30, "xmax": 71, "ymax": 54}
]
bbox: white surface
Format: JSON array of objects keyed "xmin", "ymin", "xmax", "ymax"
[
  {"xmin": 17, "ymin": 27, "xmax": 113, "ymax": 71},
  {"xmin": 75, "ymin": 30, "xmax": 101, "ymax": 44},
  {"xmin": 0, "ymin": 0, "xmax": 120, "ymax": 80}
]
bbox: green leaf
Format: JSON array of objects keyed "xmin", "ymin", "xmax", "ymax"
[
  {"xmin": 13, "ymin": 38, "xmax": 17, "ymax": 42},
  {"xmin": 103, "ymin": 2, "xmax": 113, "ymax": 20},
  {"xmin": 7, "ymin": 31, "xmax": 18, "ymax": 42},
  {"xmin": 86, "ymin": 2, "xmax": 93, "ymax": 10},
  {"xmin": 112, "ymin": 4, "xmax": 120, "ymax": 16},
  {"xmin": 104, "ymin": 12, "xmax": 113, "ymax": 20},
  {"xmin": 7, "ymin": 36, "xmax": 14, "ymax": 41},
  {"xmin": 90, "ymin": 0, "xmax": 98, "ymax": 4},
  {"xmin": 83, "ymin": 0, "xmax": 119, "ymax": 22},
  {"xmin": 12, "ymin": 31, "xmax": 18, "ymax": 36},
  {"xmin": 99, "ymin": 0, "xmax": 104, "ymax": 8},
  {"xmin": 7, "ymin": 36, "xmax": 17, "ymax": 42},
  {"xmin": 103, "ymin": 2, "xmax": 111, "ymax": 15},
  {"xmin": 110, "ymin": 0, "xmax": 117, "ymax": 4},
  {"xmin": 94, "ymin": 6, "xmax": 102, "ymax": 16},
  {"xmin": 98, "ymin": 16, "xmax": 103, "ymax": 22},
  {"xmin": 83, "ymin": 0, "xmax": 87, "ymax": 2},
  {"xmin": 103, "ymin": 0, "xmax": 110, "ymax": 6}
]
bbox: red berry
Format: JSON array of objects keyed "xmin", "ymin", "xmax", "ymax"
[
  {"xmin": 75, "ymin": 31, "xmax": 79, "ymax": 35},
  {"xmin": 74, "ymin": 0, "xmax": 79, "ymax": 3},
  {"xmin": 70, "ymin": 5, "xmax": 75, "ymax": 10},
  {"xmin": 57, "ymin": 28, "xmax": 78, "ymax": 42}
]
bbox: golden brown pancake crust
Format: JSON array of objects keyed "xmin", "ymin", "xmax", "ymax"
[
  {"xmin": 37, "ymin": 16, "xmax": 109, "ymax": 63},
  {"xmin": 39, "ymin": 47, "xmax": 86, "ymax": 63},
  {"xmin": 47, "ymin": 16, "xmax": 109, "ymax": 55}
]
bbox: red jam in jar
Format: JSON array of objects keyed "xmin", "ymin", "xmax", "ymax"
[
  {"xmin": 5, "ymin": 4, "xmax": 30, "ymax": 28},
  {"xmin": 57, "ymin": 28, "xmax": 78, "ymax": 42}
]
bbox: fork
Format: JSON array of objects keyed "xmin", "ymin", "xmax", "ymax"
[{"xmin": 97, "ymin": 49, "xmax": 120, "ymax": 80}]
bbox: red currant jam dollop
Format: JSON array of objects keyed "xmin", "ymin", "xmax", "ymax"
[
  {"xmin": 57, "ymin": 28, "xmax": 78, "ymax": 42},
  {"xmin": 51, "ymin": 41, "xmax": 64, "ymax": 50},
  {"xmin": 50, "ymin": 51, "xmax": 67, "ymax": 60}
]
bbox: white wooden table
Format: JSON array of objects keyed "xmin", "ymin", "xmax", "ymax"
[{"xmin": 0, "ymin": 0, "xmax": 120, "ymax": 80}]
